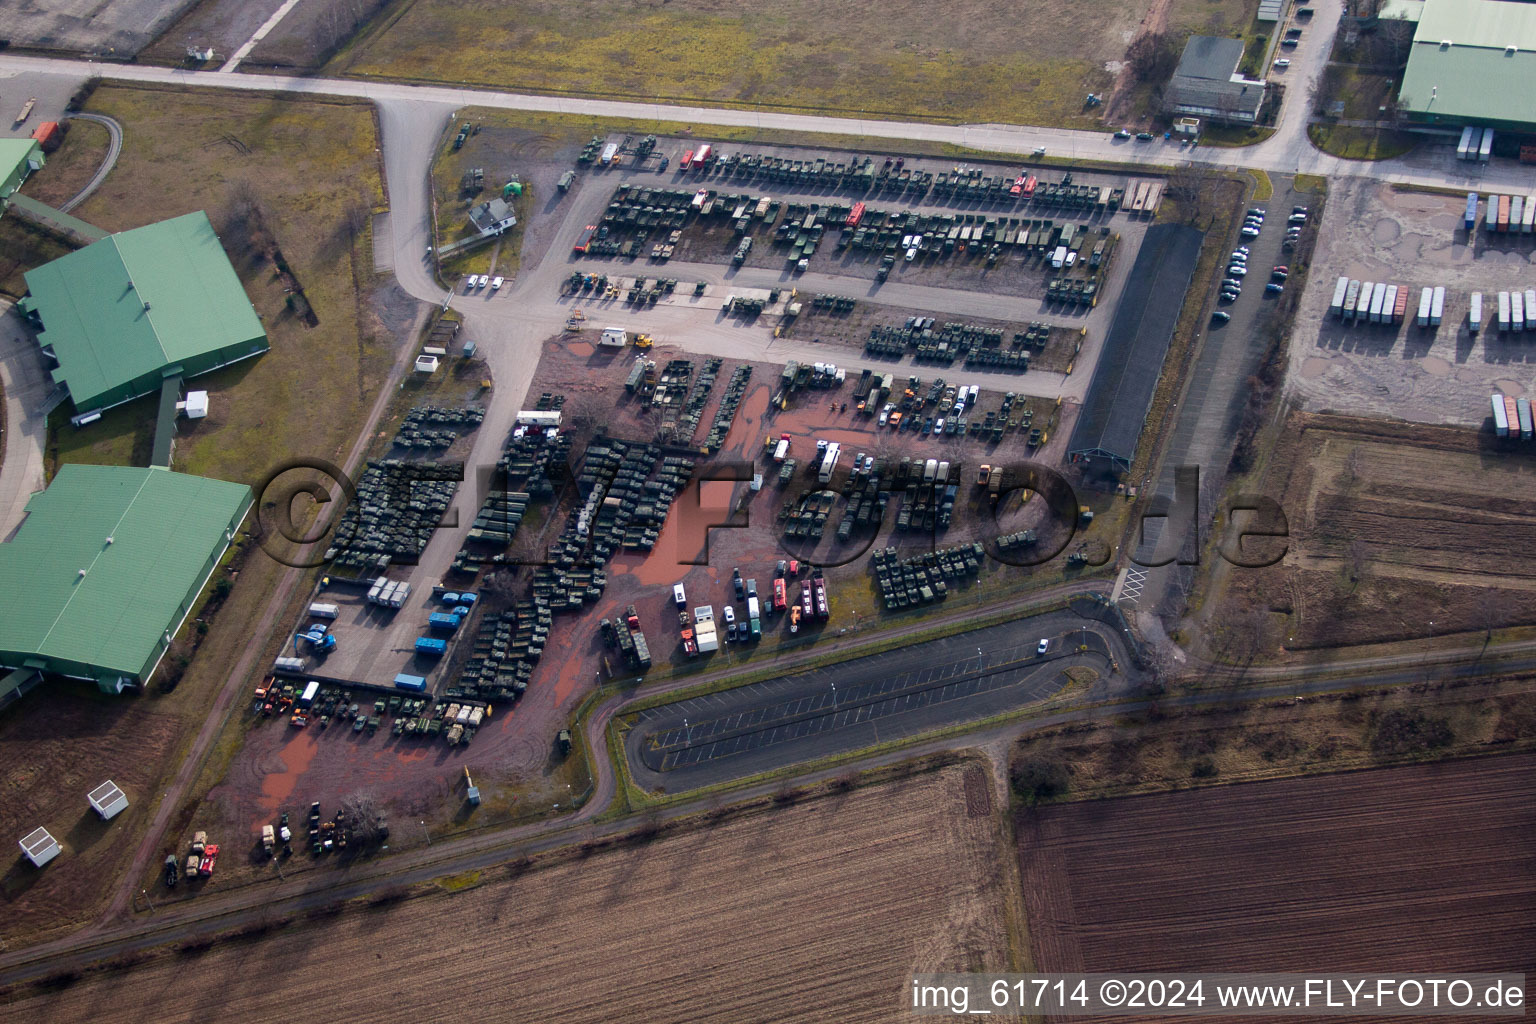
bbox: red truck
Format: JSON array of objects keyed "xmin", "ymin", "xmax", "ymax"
[
  {"xmin": 772, "ymin": 578, "xmax": 787, "ymax": 613},
  {"xmin": 572, "ymin": 224, "xmax": 597, "ymax": 254},
  {"xmin": 1021, "ymin": 174, "xmax": 1038, "ymax": 198},
  {"xmin": 680, "ymin": 148, "xmax": 695, "ymax": 171},
  {"xmin": 693, "ymin": 144, "xmax": 712, "ymax": 169},
  {"xmin": 198, "ymin": 843, "xmax": 220, "ymax": 878},
  {"xmin": 845, "ymin": 201, "xmax": 866, "ymax": 228}
]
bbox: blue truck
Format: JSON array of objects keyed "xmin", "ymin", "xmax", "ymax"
[{"xmin": 415, "ymin": 637, "xmax": 448, "ymax": 657}]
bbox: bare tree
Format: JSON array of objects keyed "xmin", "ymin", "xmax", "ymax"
[
  {"xmin": 1346, "ymin": 538, "xmax": 1369, "ymax": 590},
  {"xmin": 339, "ymin": 791, "xmax": 390, "ymax": 846}
]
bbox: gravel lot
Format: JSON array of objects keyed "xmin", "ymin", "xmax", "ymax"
[{"xmin": 1287, "ymin": 177, "xmax": 1536, "ymax": 428}]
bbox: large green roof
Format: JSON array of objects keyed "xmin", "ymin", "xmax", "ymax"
[
  {"xmin": 23, "ymin": 211, "xmax": 266, "ymax": 410},
  {"xmin": 1, "ymin": 137, "xmax": 43, "ymax": 204},
  {"xmin": 1400, "ymin": 0, "xmax": 1536, "ymax": 124},
  {"xmin": 0, "ymin": 465, "xmax": 251, "ymax": 684}
]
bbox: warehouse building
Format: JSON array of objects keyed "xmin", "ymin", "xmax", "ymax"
[
  {"xmin": 1165, "ymin": 36, "xmax": 1268, "ymax": 124},
  {"xmin": 18, "ymin": 211, "xmax": 267, "ymax": 414},
  {"xmin": 1397, "ymin": 0, "xmax": 1536, "ymax": 131},
  {"xmin": 1068, "ymin": 224, "xmax": 1204, "ymax": 476},
  {"xmin": 0, "ymin": 137, "xmax": 45, "ymax": 209},
  {"xmin": 0, "ymin": 465, "xmax": 252, "ymax": 695}
]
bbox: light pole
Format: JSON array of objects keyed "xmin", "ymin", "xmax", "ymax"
[
  {"xmin": 420, "ymin": 820, "xmax": 431, "ymax": 847},
  {"xmin": 140, "ymin": 888, "xmax": 154, "ymax": 914}
]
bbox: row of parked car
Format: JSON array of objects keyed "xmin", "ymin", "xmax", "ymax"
[
  {"xmin": 462, "ymin": 274, "xmax": 506, "ymax": 293},
  {"xmin": 1212, "ymin": 206, "xmax": 1309, "ymax": 323}
]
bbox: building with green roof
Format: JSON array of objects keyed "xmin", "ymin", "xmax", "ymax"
[
  {"xmin": 20, "ymin": 210, "xmax": 267, "ymax": 413},
  {"xmin": 0, "ymin": 138, "xmax": 45, "ymax": 208},
  {"xmin": 1398, "ymin": 0, "xmax": 1536, "ymax": 130},
  {"xmin": 0, "ymin": 464, "xmax": 252, "ymax": 693}
]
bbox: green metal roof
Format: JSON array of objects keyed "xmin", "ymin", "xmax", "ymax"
[
  {"xmin": 1, "ymin": 138, "xmax": 43, "ymax": 204},
  {"xmin": 0, "ymin": 465, "xmax": 251, "ymax": 682},
  {"xmin": 1400, "ymin": 0, "xmax": 1536, "ymax": 124},
  {"xmin": 23, "ymin": 211, "xmax": 266, "ymax": 410}
]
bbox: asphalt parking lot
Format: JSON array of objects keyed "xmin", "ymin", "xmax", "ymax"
[{"xmin": 625, "ymin": 606, "xmax": 1132, "ymax": 790}]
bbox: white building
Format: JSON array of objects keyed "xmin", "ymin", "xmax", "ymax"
[
  {"xmin": 467, "ymin": 197, "xmax": 518, "ymax": 238},
  {"xmin": 19, "ymin": 826, "xmax": 60, "ymax": 867},
  {"xmin": 88, "ymin": 780, "xmax": 129, "ymax": 820}
]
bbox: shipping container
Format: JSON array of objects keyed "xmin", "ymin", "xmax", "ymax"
[
  {"xmin": 1493, "ymin": 394, "xmax": 1509, "ymax": 437},
  {"xmin": 428, "ymin": 612, "xmax": 462, "ymax": 632},
  {"xmin": 1465, "ymin": 192, "xmax": 1479, "ymax": 232},
  {"xmin": 1479, "ymin": 128, "xmax": 1494, "ymax": 162},
  {"xmin": 1520, "ymin": 398, "xmax": 1534, "ymax": 440},
  {"xmin": 1513, "ymin": 196, "xmax": 1525, "ymax": 231},
  {"xmin": 1506, "ymin": 395, "xmax": 1520, "ymax": 437},
  {"xmin": 1344, "ymin": 279, "xmax": 1362, "ymax": 321},
  {"xmin": 1392, "ymin": 285, "xmax": 1408, "ymax": 324},
  {"xmin": 307, "ymin": 602, "xmax": 339, "ymax": 619},
  {"xmin": 30, "ymin": 121, "xmax": 64, "ymax": 153},
  {"xmin": 1383, "ymin": 285, "xmax": 1398, "ymax": 324},
  {"xmin": 1514, "ymin": 289, "xmax": 1526, "ymax": 333},
  {"xmin": 1369, "ymin": 282, "xmax": 1387, "ymax": 324},
  {"xmin": 1498, "ymin": 290, "xmax": 1512, "ymax": 331},
  {"xmin": 1486, "ymin": 196, "xmax": 1499, "ymax": 232},
  {"xmin": 1357, "ymin": 281, "xmax": 1376, "ymax": 322},
  {"xmin": 415, "ymin": 637, "xmax": 447, "ymax": 656},
  {"xmin": 1524, "ymin": 197, "xmax": 1536, "ymax": 234},
  {"xmin": 1457, "ymin": 126, "xmax": 1476, "ymax": 161},
  {"xmin": 1498, "ymin": 194, "xmax": 1511, "ymax": 232},
  {"xmin": 1469, "ymin": 291, "xmax": 1483, "ymax": 334},
  {"xmin": 1417, "ymin": 287, "xmax": 1433, "ymax": 328},
  {"xmin": 394, "ymin": 673, "xmax": 427, "ymax": 692},
  {"xmin": 1526, "ymin": 290, "xmax": 1536, "ymax": 330},
  {"xmin": 1329, "ymin": 276, "xmax": 1350, "ymax": 318},
  {"xmin": 1431, "ymin": 286, "xmax": 1445, "ymax": 326}
]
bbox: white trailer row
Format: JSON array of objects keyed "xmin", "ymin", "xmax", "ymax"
[
  {"xmin": 1457, "ymin": 126, "xmax": 1495, "ymax": 162},
  {"xmin": 1493, "ymin": 289, "xmax": 1536, "ymax": 332},
  {"xmin": 1480, "ymin": 192, "xmax": 1536, "ymax": 234}
]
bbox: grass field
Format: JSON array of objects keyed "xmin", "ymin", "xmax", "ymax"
[
  {"xmin": 1017, "ymin": 752, "xmax": 1536, "ymax": 977},
  {"xmin": 6, "ymin": 763, "xmax": 1017, "ymax": 1022},
  {"xmin": 0, "ymin": 84, "xmax": 398, "ymax": 948},
  {"xmin": 1308, "ymin": 123, "xmax": 1419, "ymax": 160},
  {"xmin": 1210, "ymin": 413, "xmax": 1536, "ymax": 655},
  {"xmin": 334, "ymin": 0, "xmax": 1130, "ymax": 128}
]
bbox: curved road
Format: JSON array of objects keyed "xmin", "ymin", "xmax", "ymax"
[{"xmin": 57, "ymin": 112, "xmax": 122, "ymax": 213}]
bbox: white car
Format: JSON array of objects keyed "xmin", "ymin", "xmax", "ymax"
[
  {"xmin": 1036, "ymin": 638, "xmax": 1050, "ymax": 655},
  {"xmin": 463, "ymin": 276, "xmax": 476, "ymax": 293},
  {"xmin": 491, "ymin": 276, "xmax": 505, "ymax": 290},
  {"xmin": 879, "ymin": 403, "xmax": 893, "ymax": 426},
  {"xmin": 722, "ymin": 605, "xmax": 736, "ymax": 625},
  {"xmin": 1273, "ymin": 58, "xmax": 1291, "ymax": 68}
]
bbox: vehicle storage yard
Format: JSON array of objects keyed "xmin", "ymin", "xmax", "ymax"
[
  {"xmin": 1017, "ymin": 753, "xmax": 1536, "ymax": 984},
  {"xmin": 1289, "ymin": 178, "xmax": 1536, "ymax": 429},
  {"xmin": 9, "ymin": 764, "xmax": 1015, "ymax": 1024}
]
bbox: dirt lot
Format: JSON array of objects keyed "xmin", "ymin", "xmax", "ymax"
[
  {"xmin": 8, "ymin": 763, "xmax": 1016, "ymax": 1023},
  {"xmin": 138, "ymin": 0, "xmax": 290, "ymax": 65},
  {"xmin": 1017, "ymin": 752, "xmax": 1536, "ymax": 997},
  {"xmin": 330, "ymin": 0, "xmax": 1139, "ymax": 127},
  {"xmin": 0, "ymin": 686, "xmax": 187, "ymax": 946},
  {"xmin": 1, "ymin": 0, "xmax": 198, "ymax": 54},
  {"xmin": 1288, "ymin": 178, "xmax": 1536, "ymax": 428},
  {"xmin": 1210, "ymin": 411, "xmax": 1536, "ymax": 653}
]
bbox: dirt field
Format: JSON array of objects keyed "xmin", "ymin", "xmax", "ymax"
[
  {"xmin": 11, "ymin": 121, "xmax": 111, "ymax": 210},
  {"xmin": 8, "ymin": 764, "xmax": 1016, "ymax": 1023},
  {"xmin": 330, "ymin": 0, "xmax": 1136, "ymax": 127},
  {"xmin": 0, "ymin": 686, "xmax": 187, "ymax": 945},
  {"xmin": 1210, "ymin": 411, "xmax": 1536, "ymax": 653},
  {"xmin": 1017, "ymin": 752, "xmax": 1536, "ymax": 997},
  {"xmin": 1288, "ymin": 178, "xmax": 1536, "ymax": 429}
]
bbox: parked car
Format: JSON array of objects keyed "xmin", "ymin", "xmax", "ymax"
[
  {"xmin": 1227, "ymin": 265, "xmax": 1248, "ymax": 277},
  {"xmin": 491, "ymin": 276, "xmax": 505, "ymax": 290},
  {"xmin": 1273, "ymin": 58, "xmax": 1292, "ymax": 68},
  {"xmin": 1136, "ymin": 132, "xmax": 1155, "ymax": 141},
  {"xmin": 1114, "ymin": 129, "xmax": 1132, "ymax": 139},
  {"xmin": 1212, "ymin": 310, "xmax": 1231, "ymax": 324},
  {"xmin": 1036, "ymin": 638, "xmax": 1050, "ymax": 655},
  {"xmin": 1266, "ymin": 282, "xmax": 1285, "ymax": 293},
  {"xmin": 1273, "ymin": 265, "xmax": 1290, "ymax": 274}
]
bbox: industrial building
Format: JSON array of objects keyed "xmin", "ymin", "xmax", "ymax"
[
  {"xmin": 18, "ymin": 211, "xmax": 268, "ymax": 414},
  {"xmin": 1398, "ymin": 0, "xmax": 1536, "ymax": 131},
  {"xmin": 1165, "ymin": 36, "xmax": 1268, "ymax": 124},
  {"xmin": 0, "ymin": 465, "xmax": 252, "ymax": 696},
  {"xmin": 0, "ymin": 137, "xmax": 45, "ymax": 209},
  {"xmin": 1068, "ymin": 224, "xmax": 1204, "ymax": 475}
]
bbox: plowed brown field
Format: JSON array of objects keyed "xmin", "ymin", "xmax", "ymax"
[
  {"xmin": 1018, "ymin": 753, "xmax": 1536, "ymax": 1020},
  {"xmin": 9, "ymin": 764, "xmax": 1014, "ymax": 1023}
]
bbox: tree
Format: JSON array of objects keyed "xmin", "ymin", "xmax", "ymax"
[
  {"xmin": 1010, "ymin": 755, "xmax": 1070, "ymax": 804},
  {"xmin": 1127, "ymin": 31, "xmax": 1181, "ymax": 86},
  {"xmin": 339, "ymin": 791, "xmax": 389, "ymax": 846}
]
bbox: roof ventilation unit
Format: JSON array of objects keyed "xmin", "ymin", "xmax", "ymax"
[
  {"xmin": 105, "ymin": 536, "xmax": 113, "ymax": 545},
  {"xmin": 1439, "ymin": 39, "xmax": 1452, "ymax": 48}
]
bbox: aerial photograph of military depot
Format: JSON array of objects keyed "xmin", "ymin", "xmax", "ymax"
[{"xmin": 0, "ymin": 0, "xmax": 1532, "ymax": 1019}]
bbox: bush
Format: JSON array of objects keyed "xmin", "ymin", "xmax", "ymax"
[
  {"xmin": 1370, "ymin": 709, "xmax": 1453, "ymax": 757},
  {"xmin": 1190, "ymin": 757, "xmax": 1219, "ymax": 779},
  {"xmin": 1010, "ymin": 755, "xmax": 1070, "ymax": 803}
]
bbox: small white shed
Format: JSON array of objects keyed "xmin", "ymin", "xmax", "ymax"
[
  {"xmin": 88, "ymin": 780, "xmax": 129, "ymax": 820},
  {"xmin": 414, "ymin": 354, "xmax": 440, "ymax": 374},
  {"xmin": 600, "ymin": 326, "xmax": 628, "ymax": 347},
  {"xmin": 178, "ymin": 390, "xmax": 209, "ymax": 419},
  {"xmin": 20, "ymin": 826, "xmax": 60, "ymax": 867}
]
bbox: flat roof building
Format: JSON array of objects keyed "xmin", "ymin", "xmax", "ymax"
[
  {"xmin": 1398, "ymin": 0, "xmax": 1536, "ymax": 130},
  {"xmin": 0, "ymin": 138, "xmax": 45, "ymax": 209},
  {"xmin": 19, "ymin": 826, "xmax": 60, "ymax": 868},
  {"xmin": 1165, "ymin": 36, "xmax": 1268, "ymax": 124},
  {"xmin": 88, "ymin": 780, "xmax": 129, "ymax": 820},
  {"xmin": 0, "ymin": 465, "xmax": 252, "ymax": 693},
  {"xmin": 20, "ymin": 211, "xmax": 267, "ymax": 413}
]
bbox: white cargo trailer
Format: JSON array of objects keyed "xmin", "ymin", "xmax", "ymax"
[
  {"xmin": 1417, "ymin": 287, "xmax": 1433, "ymax": 327},
  {"xmin": 1498, "ymin": 290, "xmax": 1512, "ymax": 332},
  {"xmin": 1344, "ymin": 279, "xmax": 1362, "ymax": 321},
  {"xmin": 1526, "ymin": 290, "xmax": 1536, "ymax": 331},
  {"xmin": 1369, "ymin": 282, "xmax": 1387, "ymax": 324},
  {"xmin": 1357, "ymin": 281, "xmax": 1375, "ymax": 322},
  {"xmin": 1431, "ymin": 286, "xmax": 1445, "ymax": 326},
  {"xmin": 1479, "ymin": 128, "xmax": 1494, "ymax": 162},
  {"xmin": 1493, "ymin": 394, "xmax": 1510, "ymax": 437},
  {"xmin": 1384, "ymin": 285, "xmax": 1399, "ymax": 325},
  {"xmin": 1469, "ymin": 292, "xmax": 1483, "ymax": 334},
  {"xmin": 1330, "ymin": 276, "xmax": 1350, "ymax": 318},
  {"xmin": 1524, "ymin": 197, "xmax": 1536, "ymax": 234},
  {"xmin": 1457, "ymin": 125, "xmax": 1475, "ymax": 160},
  {"xmin": 1514, "ymin": 289, "xmax": 1526, "ymax": 333}
]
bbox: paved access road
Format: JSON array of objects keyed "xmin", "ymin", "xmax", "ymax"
[{"xmin": 627, "ymin": 609, "xmax": 1130, "ymax": 789}]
